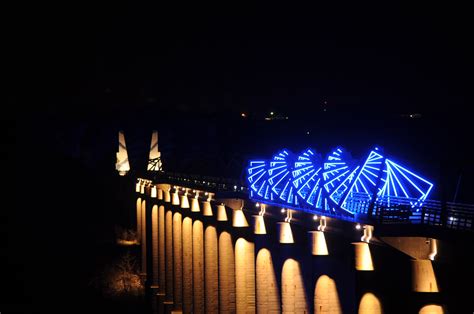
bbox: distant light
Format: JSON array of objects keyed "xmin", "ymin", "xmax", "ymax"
[
  {"xmin": 285, "ymin": 116, "xmax": 289, "ymax": 119},
  {"xmin": 270, "ymin": 112, "xmax": 274, "ymax": 115},
  {"xmin": 356, "ymin": 224, "xmax": 361, "ymax": 230},
  {"xmin": 241, "ymin": 113, "xmax": 247, "ymax": 118},
  {"xmin": 313, "ymin": 215, "xmax": 318, "ymax": 220},
  {"xmin": 255, "ymin": 202, "xmax": 260, "ymax": 207},
  {"xmin": 323, "ymin": 108, "xmax": 327, "ymax": 112},
  {"xmin": 234, "ymin": 185, "xmax": 237, "ymax": 190},
  {"xmin": 306, "ymin": 131, "xmax": 310, "ymax": 135}
]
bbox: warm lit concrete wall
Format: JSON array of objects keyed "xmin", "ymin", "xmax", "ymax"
[
  {"xmin": 141, "ymin": 200, "xmax": 147, "ymax": 274},
  {"xmin": 358, "ymin": 292, "xmax": 382, "ymax": 314},
  {"xmin": 165, "ymin": 210, "xmax": 174, "ymax": 302},
  {"xmin": 151, "ymin": 205, "xmax": 159, "ymax": 286},
  {"xmin": 235, "ymin": 238, "xmax": 256, "ymax": 314},
  {"xmin": 218, "ymin": 232, "xmax": 236, "ymax": 313},
  {"xmin": 158, "ymin": 205, "xmax": 165, "ymax": 294},
  {"xmin": 314, "ymin": 275, "xmax": 342, "ymax": 314},
  {"xmin": 256, "ymin": 248, "xmax": 280, "ymax": 313},
  {"xmin": 183, "ymin": 217, "xmax": 193, "ymax": 314},
  {"xmin": 382, "ymin": 237, "xmax": 438, "ymax": 260},
  {"xmin": 282, "ymin": 258, "xmax": 308, "ymax": 313},
  {"xmin": 419, "ymin": 304, "xmax": 444, "ymax": 313},
  {"xmin": 193, "ymin": 220, "xmax": 205, "ymax": 314},
  {"xmin": 173, "ymin": 212, "xmax": 183, "ymax": 310},
  {"xmin": 136, "ymin": 198, "xmax": 142, "ymax": 243},
  {"xmin": 205, "ymin": 226, "xmax": 219, "ymax": 313}
]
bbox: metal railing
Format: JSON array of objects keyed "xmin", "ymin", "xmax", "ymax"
[{"xmin": 150, "ymin": 172, "xmax": 474, "ymax": 232}]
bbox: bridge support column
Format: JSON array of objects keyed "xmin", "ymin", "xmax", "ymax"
[
  {"xmin": 158, "ymin": 205, "xmax": 166, "ymax": 313},
  {"xmin": 165, "ymin": 209, "xmax": 174, "ymax": 303},
  {"xmin": 411, "ymin": 259, "xmax": 439, "ymax": 292},
  {"xmin": 182, "ymin": 217, "xmax": 193, "ymax": 314},
  {"xmin": 193, "ymin": 221, "xmax": 205, "ymax": 314},
  {"xmin": 314, "ymin": 275, "xmax": 342, "ymax": 314},
  {"xmin": 136, "ymin": 198, "xmax": 142, "ymax": 244},
  {"xmin": 282, "ymin": 258, "xmax": 308, "ymax": 313},
  {"xmin": 141, "ymin": 199, "xmax": 147, "ymax": 277},
  {"xmin": 219, "ymin": 231, "xmax": 236, "ymax": 313},
  {"xmin": 151, "ymin": 205, "xmax": 159, "ymax": 287},
  {"xmin": 256, "ymin": 248, "xmax": 280, "ymax": 313},
  {"xmin": 204, "ymin": 226, "xmax": 218, "ymax": 313},
  {"xmin": 235, "ymin": 238, "xmax": 255, "ymax": 314},
  {"xmin": 173, "ymin": 212, "xmax": 183, "ymax": 311}
]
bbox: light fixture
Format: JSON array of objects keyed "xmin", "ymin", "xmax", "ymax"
[
  {"xmin": 191, "ymin": 191, "xmax": 200, "ymax": 212},
  {"xmin": 217, "ymin": 203, "xmax": 228, "ymax": 221},
  {"xmin": 253, "ymin": 203, "xmax": 266, "ymax": 234},
  {"xmin": 352, "ymin": 242, "xmax": 374, "ymax": 271},
  {"xmin": 202, "ymin": 192, "xmax": 213, "ymax": 216},
  {"xmin": 278, "ymin": 209, "xmax": 294, "ymax": 243},
  {"xmin": 318, "ymin": 216, "xmax": 327, "ymax": 232},
  {"xmin": 172, "ymin": 186, "xmax": 180, "ymax": 205},
  {"xmin": 135, "ymin": 179, "xmax": 141, "ymax": 193},
  {"xmin": 180, "ymin": 188, "xmax": 190, "ymax": 209},
  {"xmin": 361, "ymin": 225, "xmax": 373, "ymax": 243},
  {"xmin": 151, "ymin": 185, "xmax": 157, "ymax": 198},
  {"xmin": 355, "ymin": 223, "xmax": 361, "ymax": 230},
  {"xmin": 232, "ymin": 200, "xmax": 249, "ymax": 227},
  {"xmin": 309, "ymin": 231, "xmax": 328, "ymax": 255}
]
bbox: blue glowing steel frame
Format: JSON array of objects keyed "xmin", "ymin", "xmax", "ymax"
[{"xmin": 246, "ymin": 147, "xmax": 434, "ymax": 221}]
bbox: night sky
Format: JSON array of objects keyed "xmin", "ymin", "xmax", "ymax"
[{"xmin": 6, "ymin": 3, "xmax": 474, "ymax": 313}]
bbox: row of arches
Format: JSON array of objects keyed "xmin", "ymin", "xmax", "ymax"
[{"xmin": 138, "ymin": 197, "xmax": 443, "ymax": 313}]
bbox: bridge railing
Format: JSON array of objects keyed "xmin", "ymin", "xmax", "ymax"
[{"xmin": 149, "ymin": 172, "xmax": 474, "ymax": 232}]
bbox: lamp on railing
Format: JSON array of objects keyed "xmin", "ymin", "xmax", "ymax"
[
  {"xmin": 180, "ymin": 188, "xmax": 190, "ymax": 209},
  {"xmin": 217, "ymin": 203, "xmax": 228, "ymax": 221},
  {"xmin": 253, "ymin": 203, "xmax": 267, "ymax": 234},
  {"xmin": 191, "ymin": 190, "xmax": 201, "ymax": 212},
  {"xmin": 151, "ymin": 184, "xmax": 157, "ymax": 198},
  {"xmin": 135, "ymin": 179, "xmax": 141, "ymax": 193},
  {"xmin": 309, "ymin": 216, "xmax": 328, "ymax": 255},
  {"xmin": 278, "ymin": 209, "xmax": 294, "ymax": 243},
  {"xmin": 203, "ymin": 192, "xmax": 213, "ymax": 216},
  {"xmin": 232, "ymin": 199, "xmax": 249, "ymax": 227},
  {"xmin": 361, "ymin": 225, "xmax": 374, "ymax": 243}
]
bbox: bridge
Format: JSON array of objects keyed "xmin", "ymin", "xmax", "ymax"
[{"xmin": 116, "ymin": 130, "xmax": 474, "ymax": 313}]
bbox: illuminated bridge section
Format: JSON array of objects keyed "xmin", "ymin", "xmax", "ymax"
[{"xmin": 247, "ymin": 146, "xmax": 434, "ymax": 222}]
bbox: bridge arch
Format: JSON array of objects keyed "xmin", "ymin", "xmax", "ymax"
[
  {"xmin": 314, "ymin": 275, "xmax": 342, "ymax": 314},
  {"xmin": 256, "ymin": 248, "xmax": 280, "ymax": 313},
  {"xmin": 358, "ymin": 292, "xmax": 382, "ymax": 314},
  {"xmin": 282, "ymin": 258, "xmax": 308, "ymax": 313}
]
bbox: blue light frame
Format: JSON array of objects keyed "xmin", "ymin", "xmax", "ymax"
[{"xmin": 246, "ymin": 146, "xmax": 434, "ymax": 221}]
